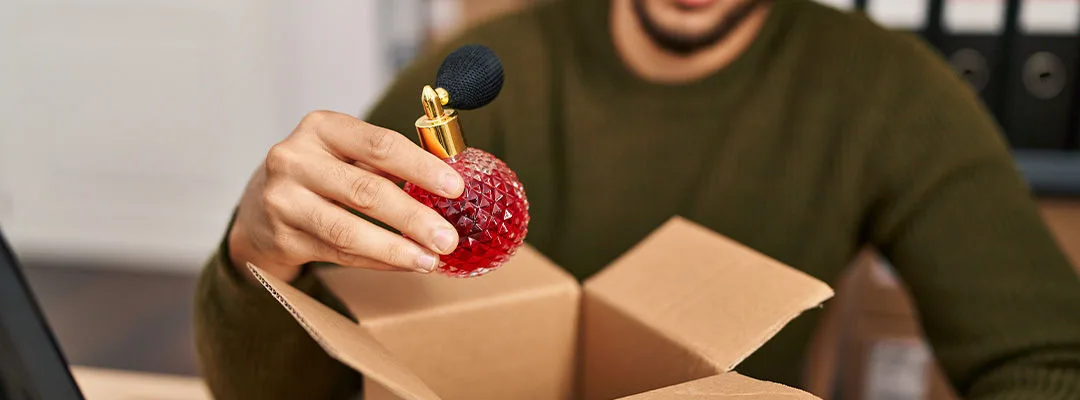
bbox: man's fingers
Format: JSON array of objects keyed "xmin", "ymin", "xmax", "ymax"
[
  {"xmin": 277, "ymin": 188, "xmax": 441, "ymax": 273},
  {"xmin": 298, "ymin": 155, "xmax": 459, "ymax": 255},
  {"xmin": 354, "ymin": 161, "xmax": 403, "ymax": 184},
  {"xmin": 303, "ymin": 110, "xmax": 464, "ymax": 198},
  {"xmin": 288, "ymin": 229, "xmax": 411, "ymax": 272}
]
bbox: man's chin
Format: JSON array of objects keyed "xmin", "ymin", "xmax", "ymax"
[
  {"xmin": 634, "ymin": 0, "xmax": 768, "ymax": 56},
  {"xmin": 635, "ymin": 0, "xmax": 725, "ymax": 55}
]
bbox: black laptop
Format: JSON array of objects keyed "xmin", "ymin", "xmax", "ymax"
[{"xmin": 0, "ymin": 227, "xmax": 85, "ymax": 400}]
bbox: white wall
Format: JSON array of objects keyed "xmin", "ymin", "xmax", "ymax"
[{"xmin": 0, "ymin": 0, "xmax": 432, "ymax": 272}]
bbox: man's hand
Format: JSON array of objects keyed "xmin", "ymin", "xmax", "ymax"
[{"xmin": 229, "ymin": 110, "xmax": 465, "ymax": 282}]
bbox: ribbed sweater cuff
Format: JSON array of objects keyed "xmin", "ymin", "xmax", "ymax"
[
  {"xmin": 211, "ymin": 237, "xmax": 323, "ymax": 308},
  {"xmin": 209, "ymin": 210, "xmax": 324, "ymax": 308}
]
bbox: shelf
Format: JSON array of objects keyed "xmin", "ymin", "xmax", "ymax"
[{"xmin": 1013, "ymin": 150, "xmax": 1080, "ymax": 196}]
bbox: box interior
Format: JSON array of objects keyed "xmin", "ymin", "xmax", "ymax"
[
  {"xmin": 318, "ymin": 246, "xmax": 581, "ymax": 400},
  {"xmin": 580, "ymin": 293, "xmax": 719, "ymax": 400}
]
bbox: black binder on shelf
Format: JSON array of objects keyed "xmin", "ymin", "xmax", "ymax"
[
  {"xmin": 999, "ymin": 0, "xmax": 1079, "ymax": 149},
  {"xmin": 854, "ymin": 0, "xmax": 1080, "ymax": 194},
  {"xmin": 926, "ymin": 0, "xmax": 1007, "ymax": 117}
]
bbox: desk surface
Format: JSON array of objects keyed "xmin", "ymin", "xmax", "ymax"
[{"xmin": 71, "ymin": 366, "xmax": 211, "ymax": 400}]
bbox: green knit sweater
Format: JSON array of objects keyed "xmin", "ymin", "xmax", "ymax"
[{"xmin": 194, "ymin": 0, "xmax": 1080, "ymax": 398}]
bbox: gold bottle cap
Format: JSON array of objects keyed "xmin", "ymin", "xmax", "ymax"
[{"xmin": 416, "ymin": 85, "xmax": 467, "ymax": 159}]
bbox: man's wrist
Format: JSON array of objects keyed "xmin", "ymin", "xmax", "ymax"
[{"xmin": 226, "ymin": 222, "xmax": 302, "ymax": 284}]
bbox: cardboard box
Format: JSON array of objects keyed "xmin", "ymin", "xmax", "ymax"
[
  {"xmin": 1038, "ymin": 199, "xmax": 1080, "ymax": 273},
  {"xmin": 832, "ymin": 253, "xmax": 959, "ymax": 400},
  {"xmin": 803, "ymin": 199, "xmax": 1080, "ymax": 399},
  {"xmin": 250, "ymin": 217, "xmax": 834, "ymax": 399}
]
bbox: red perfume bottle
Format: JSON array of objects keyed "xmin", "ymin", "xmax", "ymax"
[{"xmin": 404, "ymin": 45, "xmax": 529, "ymax": 278}]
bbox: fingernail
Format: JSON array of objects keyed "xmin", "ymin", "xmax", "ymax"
[
  {"xmin": 440, "ymin": 172, "xmax": 463, "ymax": 197},
  {"xmin": 432, "ymin": 227, "xmax": 458, "ymax": 254},
  {"xmin": 415, "ymin": 251, "xmax": 438, "ymax": 273}
]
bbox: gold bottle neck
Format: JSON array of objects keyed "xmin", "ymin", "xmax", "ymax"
[{"xmin": 415, "ymin": 85, "xmax": 467, "ymax": 159}]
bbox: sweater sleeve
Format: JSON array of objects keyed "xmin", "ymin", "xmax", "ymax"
[
  {"xmin": 193, "ymin": 223, "xmax": 363, "ymax": 400},
  {"xmin": 865, "ymin": 36, "xmax": 1080, "ymax": 399}
]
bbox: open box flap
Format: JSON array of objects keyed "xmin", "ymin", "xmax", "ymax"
[
  {"xmin": 249, "ymin": 265, "xmax": 441, "ymax": 400},
  {"xmin": 619, "ymin": 372, "xmax": 819, "ymax": 399},
  {"xmin": 584, "ymin": 216, "xmax": 834, "ymax": 371},
  {"xmin": 316, "ymin": 245, "xmax": 576, "ymax": 324}
]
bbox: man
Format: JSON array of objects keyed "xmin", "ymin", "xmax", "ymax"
[{"xmin": 194, "ymin": 0, "xmax": 1080, "ymax": 398}]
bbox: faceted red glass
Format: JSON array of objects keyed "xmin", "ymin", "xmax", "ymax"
[{"xmin": 405, "ymin": 148, "xmax": 530, "ymax": 277}]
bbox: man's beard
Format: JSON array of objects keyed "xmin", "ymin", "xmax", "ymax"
[{"xmin": 632, "ymin": 0, "xmax": 770, "ymax": 56}]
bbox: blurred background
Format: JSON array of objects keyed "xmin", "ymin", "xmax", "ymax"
[
  {"xmin": 1, "ymin": 0, "xmax": 1078, "ymax": 399},
  {"xmin": 0, "ymin": 0, "xmax": 530, "ymax": 392}
]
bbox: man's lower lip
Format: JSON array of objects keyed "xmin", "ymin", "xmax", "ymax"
[{"xmin": 674, "ymin": 0, "xmax": 715, "ymax": 9}]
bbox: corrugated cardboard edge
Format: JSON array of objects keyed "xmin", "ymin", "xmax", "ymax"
[
  {"xmin": 728, "ymin": 293, "xmax": 832, "ymax": 371},
  {"xmin": 248, "ymin": 264, "xmax": 442, "ymax": 400},
  {"xmin": 619, "ymin": 372, "xmax": 819, "ymax": 399}
]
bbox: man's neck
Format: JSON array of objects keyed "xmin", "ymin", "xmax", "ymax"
[{"xmin": 610, "ymin": 0, "xmax": 772, "ymax": 84}]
